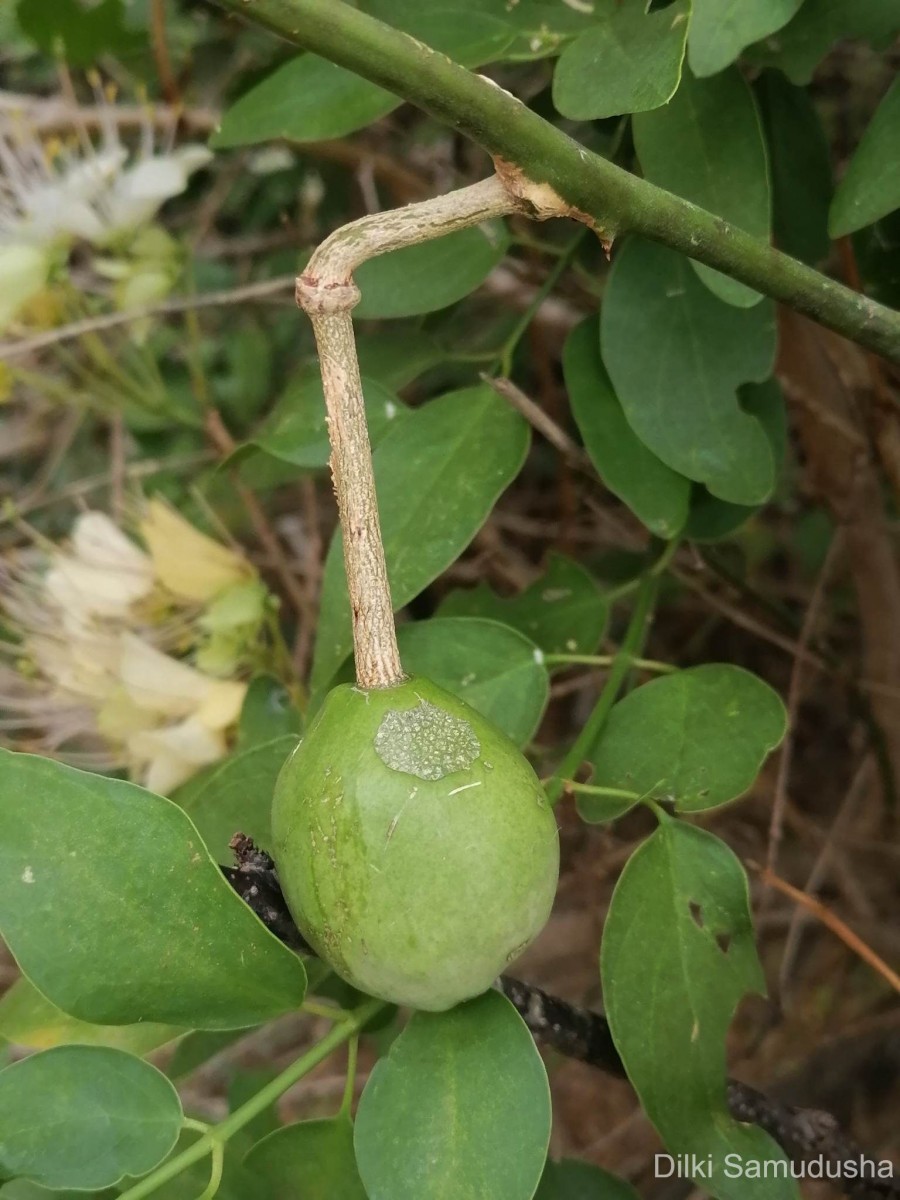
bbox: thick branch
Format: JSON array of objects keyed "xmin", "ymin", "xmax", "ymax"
[
  {"xmin": 223, "ymin": 838, "xmax": 900, "ymax": 1200},
  {"xmin": 208, "ymin": 0, "xmax": 900, "ymax": 363}
]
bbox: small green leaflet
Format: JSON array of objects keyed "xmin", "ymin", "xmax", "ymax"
[
  {"xmin": 244, "ymin": 1117, "xmax": 367, "ymax": 1199},
  {"xmin": 579, "ymin": 665, "xmax": 786, "ymax": 823},
  {"xmin": 536, "ymin": 1158, "xmax": 640, "ymax": 1200},
  {"xmin": 0, "ymin": 1046, "xmax": 182, "ymax": 1191},
  {"xmin": 687, "ymin": 0, "xmax": 802, "ymax": 78},
  {"xmin": 354, "ymin": 990, "xmax": 551, "ymax": 1200},
  {"xmin": 748, "ymin": 0, "xmax": 900, "ymax": 85},
  {"xmin": 601, "ymin": 822, "xmax": 798, "ymax": 1200},
  {"xmin": 553, "ymin": 0, "xmax": 689, "ymax": 121}
]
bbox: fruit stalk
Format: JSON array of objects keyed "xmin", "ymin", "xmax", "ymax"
[{"xmin": 295, "ymin": 175, "xmax": 523, "ymax": 688}]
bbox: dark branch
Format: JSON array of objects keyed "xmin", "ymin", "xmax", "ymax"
[{"xmin": 222, "ymin": 837, "xmax": 899, "ymax": 1200}]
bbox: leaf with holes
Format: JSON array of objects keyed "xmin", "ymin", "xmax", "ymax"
[
  {"xmin": 601, "ymin": 821, "xmax": 797, "ymax": 1200},
  {"xmin": 354, "ymin": 989, "xmax": 550, "ymax": 1200},
  {"xmin": 633, "ymin": 67, "xmax": 770, "ymax": 307},
  {"xmin": 0, "ymin": 749, "xmax": 306, "ymax": 1029},
  {"xmin": 563, "ymin": 318, "xmax": 690, "ymax": 538},
  {"xmin": 0, "ymin": 1046, "xmax": 182, "ymax": 1190},
  {"xmin": 311, "ymin": 385, "xmax": 529, "ymax": 693},
  {"xmin": 601, "ymin": 239, "xmax": 777, "ymax": 505},
  {"xmin": 244, "ymin": 1117, "xmax": 366, "ymax": 1199},
  {"xmin": 552, "ymin": 0, "xmax": 689, "ymax": 120},
  {"xmin": 439, "ymin": 553, "xmax": 607, "ymax": 659},
  {"xmin": 579, "ymin": 665, "xmax": 786, "ymax": 823}
]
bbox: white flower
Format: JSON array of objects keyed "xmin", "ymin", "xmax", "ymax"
[
  {"xmin": 0, "ymin": 85, "xmax": 211, "ymax": 328},
  {"xmin": 0, "ymin": 507, "xmax": 262, "ymax": 795}
]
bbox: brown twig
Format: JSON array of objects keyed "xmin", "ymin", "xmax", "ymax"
[
  {"xmin": 149, "ymin": 0, "xmax": 181, "ymax": 106},
  {"xmin": 755, "ymin": 864, "xmax": 900, "ymax": 996}
]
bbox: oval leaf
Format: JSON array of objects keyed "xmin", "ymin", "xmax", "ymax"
[
  {"xmin": 830, "ymin": 76, "xmax": 900, "ymax": 237},
  {"xmin": 563, "ymin": 318, "xmax": 690, "ymax": 538},
  {"xmin": 212, "ymin": 55, "xmax": 398, "ymax": 149},
  {"xmin": 244, "ymin": 1117, "xmax": 366, "ymax": 1199},
  {"xmin": 0, "ymin": 749, "xmax": 306, "ymax": 1029},
  {"xmin": 579, "ymin": 665, "xmax": 786, "ymax": 823},
  {"xmin": 311, "ymin": 385, "xmax": 529, "ymax": 692},
  {"xmin": 601, "ymin": 822, "xmax": 797, "ymax": 1200},
  {"xmin": 552, "ymin": 0, "xmax": 688, "ymax": 120},
  {"xmin": 0, "ymin": 1046, "xmax": 181, "ymax": 1190},
  {"xmin": 354, "ymin": 222, "xmax": 509, "ymax": 319},
  {"xmin": 439, "ymin": 552, "xmax": 608, "ymax": 659},
  {"xmin": 354, "ymin": 989, "xmax": 550, "ymax": 1200},
  {"xmin": 396, "ymin": 617, "xmax": 548, "ymax": 746},
  {"xmin": 633, "ymin": 67, "xmax": 770, "ymax": 307},
  {"xmin": 600, "ymin": 238, "xmax": 777, "ymax": 505},
  {"xmin": 687, "ymin": 0, "xmax": 802, "ymax": 77},
  {"xmin": 748, "ymin": 0, "xmax": 900, "ymax": 85}
]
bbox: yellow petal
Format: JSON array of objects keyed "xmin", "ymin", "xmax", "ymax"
[
  {"xmin": 139, "ymin": 498, "xmax": 250, "ymax": 602},
  {"xmin": 194, "ymin": 679, "xmax": 246, "ymax": 731},
  {"xmin": 118, "ymin": 633, "xmax": 210, "ymax": 716},
  {"xmin": 129, "ymin": 717, "xmax": 226, "ymax": 795}
]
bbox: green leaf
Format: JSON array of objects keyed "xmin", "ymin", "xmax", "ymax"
[
  {"xmin": 354, "ymin": 222, "xmax": 509, "ymax": 319},
  {"xmin": 563, "ymin": 318, "xmax": 690, "ymax": 538},
  {"xmin": 311, "ymin": 385, "xmax": 529, "ymax": 692},
  {"xmin": 363, "ymin": 4, "xmax": 515, "ymax": 65},
  {"xmin": 212, "ymin": 10, "xmax": 513, "ymax": 149},
  {"xmin": 579, "ymin": 665, "xmax": 786, "ymax": 822},
  {"xmin": 536, "ymin": 1158, "xmax": 640, "ymax": 1200},
  {"xmin": 212, "ymin": 56, "xmax": 396, "ymax": 149},
  {"xmin": 174, "ymin": 735, "xmax": 297, "ymax": 863},
  {"xmin": 244, "ymin": 1117, "xmax": 366, "ymax": 1199},
  {"xmin": 684, "ymin": 378, "xmax": 787, "ymax": 541},
  {"xmin": 552, "ymin": 0, "xmax": 689, "ymax": 120},
  {"xmin": 830, "ymin": 77, "xmax": 900, "ymax": 237},
  {"xmin": 755, "ymin": 70, "xmax": 833, "ymax": 265},
  {"xmin": 0, "ymin": 977, "xmax": 181, "ymax": 1055},
  {"xmin": 633, "ymin": 67, "xmax": 770, "ymax": 307},
  {"xmin": 601, "ymin": 822, "xmax": 797, "ymax": 1200},
  {"xmin": 748, "ymin": 0, "xmax": 900, "ymax": 84},
  {"xmin": 237, "ymin": 675, "xmax": 302, "ymax": 750},
  {"xmin": 396, "ymin": 617, "xmax": 548, "ymax": 746},
  {"xmin": 239, "ymin": 374, "xmax": 406, "ymax": 471},
  {"xmin": 0, "ymin": 1046, "xmax": 181, "ymax": 1190},
  {"xmin": 687, "ymin": 0, "xmax": 802, "ymax": 77},
  {"xmin": 0, "ymin": 749, "xmax": 306, "ymax": 1029},
  {"xmin": 600, "ymin": 239, "xmax": 777, "ymax": 505},
  {"xmin": 439, "ymin": 553, "xmax": 607, "ymax": 658},
  {"xmin": 354, "ymin": 990, "xmax": 550, "ymax": 1200},
  {"xmin": 16, "ymin": 0, "xmax": 142, "ymax": 65}
]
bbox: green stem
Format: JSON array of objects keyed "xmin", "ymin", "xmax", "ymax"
[
  {"xmin": 494, "ymin": 229, "xmax": 587, "ymax": 376},
  {"xmin": 209, "ymin": 0, "xmax": 900, "ymax": 363},
  {"xmin": 118, "ymin": 999, "xmax": 384, "ymax": 1200},
  {"xmin": 340, "ymin": 1034, "xmax": 359, "ymax": 1117},
  {"xmin": 545, "ymin": 570, "xmax": 660, "ymax": 805},
  {"xmin": 194, "ymin": 1138, "xmax": 224, "ymax": 1200},
  {"xmin": 564, "ymin": 783, "xmax": 642, "ymax": 801},
  {"xmin": 545, "ymin": 653, "xmax": 675, "ymax": 673}
]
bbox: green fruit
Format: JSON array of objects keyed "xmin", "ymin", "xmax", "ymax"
[{"xmin": 272, "ymin": 676, "xmax": 559, "ymax": 1011}]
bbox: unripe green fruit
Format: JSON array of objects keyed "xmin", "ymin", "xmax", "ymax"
[{"xmin": 272, "ymin": 676, "xmax": 559, "ymax": 1011}]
